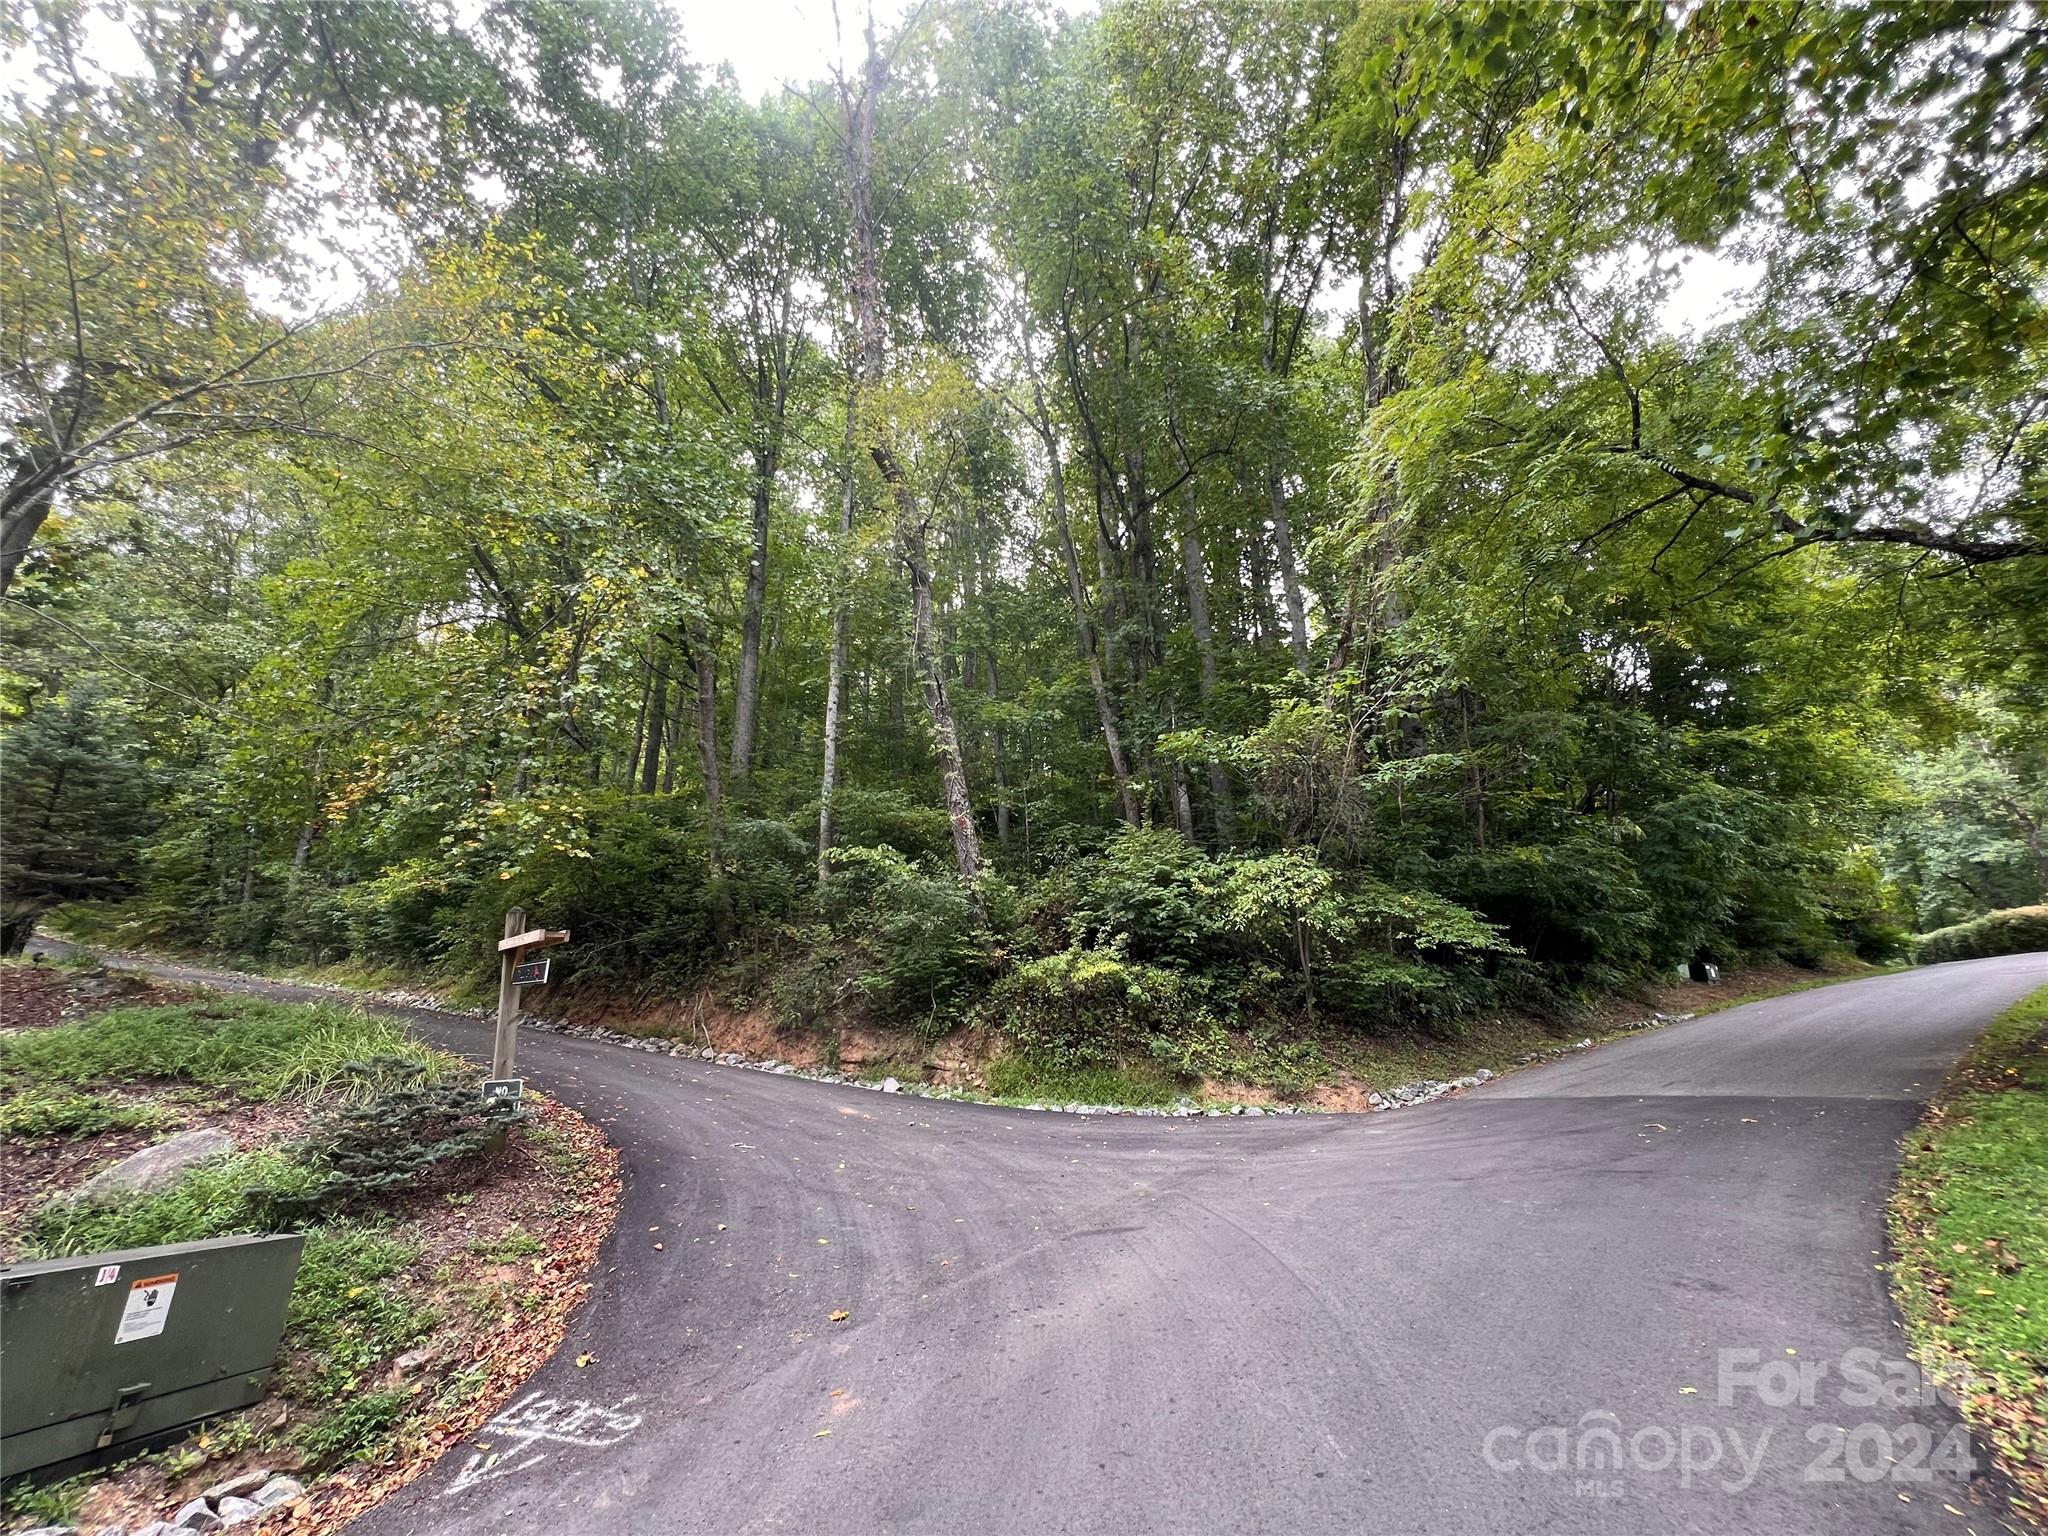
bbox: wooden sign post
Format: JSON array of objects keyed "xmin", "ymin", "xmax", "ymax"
[{"xmin": 491, "ymin": 906, "xmax": 569, "ymax": 1088}]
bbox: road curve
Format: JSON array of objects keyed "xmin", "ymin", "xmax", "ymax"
[{"xmin": 85, "ymin": 949, "xmax": 2048, "ymax": 1534}]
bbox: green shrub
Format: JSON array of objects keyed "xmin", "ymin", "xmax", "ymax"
[
  {"xmin": 819, "ymin": 846, "xmax": 990, "ymax": 1031},
  {"xmin": 1444, "ymin": 840, "xmax": 1657, "ymax": 989},
  {"xmin": 981, "ymin": 946, "xmax": 1212, "ymax": 1069},
  {"xmin": 339, "ymin": 856, "xmax": 467, "ymax": 968},
  {"xmin": 455, "ymin": 794, "xmax": 720, "ymax": 986},
  {"xmin": 720, "ymin": 818, "xmax": 811, "ymax": 925},
  {"xmin": 1916, "ymin": 904, "xmax": 2048, "ymax": 964},
  {"xmin": 1065, "ymin": 827, "xmax": 1225, "ymax": 965},
  {"xmin": 805, "ymin": 788, "xmax": 955, "ymax": 864},
  {"xmin": 0, "ymin": 996, "xmax": 446, "ymax": 1101},
  {"xmin": 1321, "ymin": 954, "xmax": 1482, "ymax": 1035},
  {"xmin": 0, "ymin": 1088, "xmax": 175, "ymax": 1140},
  {"xmin": 763, "ymin": 924, "xmax": 847, "ymax": 1028},
  {"xmin": 269, "ymin": 1059, "xmax": 518, "ymax": 1221}
]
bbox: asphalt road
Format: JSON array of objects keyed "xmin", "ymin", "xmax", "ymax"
[{"xmin": 93, "ymin": 950, "xmax": 2047, "ymax": 1534}]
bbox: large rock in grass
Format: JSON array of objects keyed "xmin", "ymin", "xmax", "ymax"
[{"xmin": 81, "ymin": 1128, "xmax": 235, "ymax": 1200}]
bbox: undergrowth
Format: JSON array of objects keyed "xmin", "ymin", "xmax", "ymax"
[
  {"xmin": 0, "ymin": 995, "xmax": 447, "ymax": 1100},
  {"xmin": 1890, "ymin": 983, "xmax": 2048, "ymax": 1516}
]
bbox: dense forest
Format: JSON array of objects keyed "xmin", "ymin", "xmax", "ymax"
[{"xmin": 4, "ymin": 0, "xmax": 2045, "ymax": 1078}]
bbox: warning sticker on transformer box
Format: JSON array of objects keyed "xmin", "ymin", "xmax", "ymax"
[{"xmin": 116, "ymin": 1273, "xmax": 178, "ymax": 1343}]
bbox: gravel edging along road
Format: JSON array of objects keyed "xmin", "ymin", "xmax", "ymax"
[{"xmin": 131, "ymin": 956, "xmax": 1698, "ymax": 1119}]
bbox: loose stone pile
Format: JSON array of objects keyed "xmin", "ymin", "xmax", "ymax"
[{"xmin": 22, "ymin": 1474, "xmax": 305, "ymax": 1536}]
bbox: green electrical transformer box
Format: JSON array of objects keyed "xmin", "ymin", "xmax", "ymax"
[{"xmin": 1, "ymin": 1233, "xmax": 305, "ymax": 1480}]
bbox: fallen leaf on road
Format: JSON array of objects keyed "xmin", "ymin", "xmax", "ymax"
[
  {"xmin": 1679, "ymin": 1387, "xmax": 1697, "ymax": 1395},
  {"xmin": 830, "ymin": 1310, "xmax": 850, "ymax": 1322},
  {"xmin": 815, "ymin": 1430, "xmax": 831, "ymax": 1438},
  {"xmin": 576, "ymin": 1353, "xmax": 595, "ymax": 1367}
]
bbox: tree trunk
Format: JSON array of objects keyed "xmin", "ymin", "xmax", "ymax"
[
  {"xmin": 819, "ymin": 600, "xmax": 851, "ymax": 882},
  {"xmin": 1179, "ymin": 520, "xmax": 1235, "ymax": 842},
  {"xmin": 690, "ymin": 622, "xmax": 733, "ymax": 934},
  {"xmin": 628, "ymin": 653, "xmax": 653, "ymax": 790},
  {"xmin": 986, "ymin": 649, "xmax": 1012, "ymax": 851},
  {"xmin": 0, "ymin": 460, "xmax": 57, "ymax": 596},
  {"xmin": 1270, "ymin": 471, "xmax": 1311, "ymax": 671},
  {"xmin": 1017, "ymin": 305, "xmax": 1139, "ymax": 824},
  {"xmin": 661, "ymin": 687, "xmax": 681, "ymax": 794},
  {"xmin": 819, "ymin": 377, "xmax": 858, "ymax": 884},
  {"xmin": 693, "ymin": 628, "xmax": 720, "ymax": 824},
  {"xmin": 639, "ymin": 649, "xmax": 671, "ymax": 795},
  {"xmin": 840, "ymin": 24, "xmax": 982, "ymax": 911},
  {"xmin": 900, "ymin": 513, "xmax": 984, "ymax": 907},
  {"xmin": 730, "ymin": 451, "xmax": 775, "ymax": 782}
]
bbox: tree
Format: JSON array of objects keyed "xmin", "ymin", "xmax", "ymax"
[{"xmin": 0, "ymin": 689, "xmax": 154, "ymax": 952}]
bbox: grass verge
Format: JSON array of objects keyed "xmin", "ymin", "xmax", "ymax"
[
  {"xmin": 1889, "ymin": 982, "xmax": 2048, "ymax": 1523},
  {"xmin": 0, "ymin": 995, "xmax": 443, "ymax": 1101}
]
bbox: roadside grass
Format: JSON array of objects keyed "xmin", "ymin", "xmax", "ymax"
[
  {"xmin": 467, "ymin": 1224, "xmax": 544, "ymax": 1261},
  {"xmin": 1, "ymin": 1472, "xmax": 91, "ymax": 1528},
  {"xmin": 0, "ymin": 995, "xmax": 445, "ymax": 1101},
  {"xmin": 1321, "ymin": 1016, "xmax": 1581, "ymax": 1090},
  {"xmin": 8, "ymin": 990, "xmax": 476, "ymax": 1478},
  {"xmin": 283, "ymin": 1226, "xmax": 439, "ymax": 1459},
  {"xmin": 1890, "ymin": 982, "xmax": 2048, "ymax": 1520},
  {"xmin": 1681, "ymin": 964, "xmax": 1889, "ymax": 1018},
  {"xmin": 984, "ymin": 1053, "xmax": 1185, "ymax": 1106}
]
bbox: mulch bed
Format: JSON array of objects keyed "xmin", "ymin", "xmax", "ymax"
[{"xmin": 0, "ymin": 962, "xmax": 189, "ymax": 1032}]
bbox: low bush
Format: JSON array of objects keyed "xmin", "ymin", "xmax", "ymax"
[
  {"xmin": 1444, "ymin": 840, "xmax": 1657, "ymax": 993},
  {"xmin": 981, "ymin": 946, "xmax": 1213, "ymax": 1069},
  {"xmin": 269, "ymin": 1059, "xmax": 519, "ymax": 1221},
  {"xmin": 0, "ymin": 1088, "xmax": 175, "ymax": 1140},
  {"xmin": 0, "ymin": 997, "xmax": 446, "ymax": 1101},
  {"xmin": 805, "ymin": 788, "xmax": 956, "ymax": 864},
  {"xmin": 1916, "ymin": 905, "xmax": 2048, "ymax": 965},
  {"xmin": 818, "ymin": 846, "xmax": 993, "ymax": 1032},
  {"xmin": 1064, "ymin": 827, "xmax": 1225, "ymax": 966}
]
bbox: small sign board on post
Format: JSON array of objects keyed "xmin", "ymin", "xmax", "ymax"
[
  {"xmin": 481, "ymin": 1077, "xmax": 524, "ymax": 1104},
  {"xmin": 492, "ymin": 907, "xmax": 568, "ymax": 1085}
]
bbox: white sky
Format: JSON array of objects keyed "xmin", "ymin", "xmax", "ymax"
[{"xmin": 670, "ymin": 0, "xmax": 878, "ymax": 99}]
